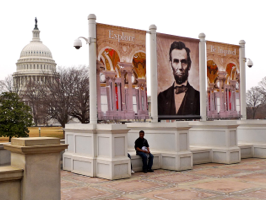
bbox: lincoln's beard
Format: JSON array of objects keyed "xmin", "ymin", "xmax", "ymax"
[{"xmin": 172, "ymin": 66, "xmax": 189, "ymax": 84}]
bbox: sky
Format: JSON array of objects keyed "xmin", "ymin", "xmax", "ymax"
[{"xmin": 0, "ymin": 0, "xmax": 264, "ymax": 95}]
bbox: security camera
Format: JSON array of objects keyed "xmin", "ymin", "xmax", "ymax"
[
  {"xmin": 73, "ymin": 38, "xmax": 82, "ymax": 49},
  {"xmin": 247, "ymin": 58, "xmax": 253, "ymax": 68}
]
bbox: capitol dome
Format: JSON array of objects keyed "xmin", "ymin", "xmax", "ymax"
[
  {"xmin": 13, "ymin": 18, "xmax": 57, "ymax": 91},
  {"xmin": 20, "ymin": 41, "xmax": 53, "ymax": 59}
]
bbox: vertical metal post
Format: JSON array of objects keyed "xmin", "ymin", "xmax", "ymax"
[
  {"xmin": 88, "ymin": 14, "xmax": 97, "ymax": 124},
  {"xmin": 149, "ymin": 24, "xmax": 158, "ymax": 122},
  {"xmin": 239, "ymin": 40, "xmax": 246, "ymax": 120},
  {"xmin": 199, "ymin": 33, "xmax": 207, "ymax": 121}
]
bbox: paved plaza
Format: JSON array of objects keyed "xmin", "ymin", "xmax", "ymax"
[{"xmin": 61, "ymin": 158, "xmax": 266, "ymax": 200}]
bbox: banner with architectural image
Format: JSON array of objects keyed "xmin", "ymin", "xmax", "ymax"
[
  {"xmin": 96, "ymin": 23, "xmax": 148, "ymax": 120},
  {"xmin": 206, "ymin": 41, "xmax": 240, "ymax": 119},
  {"xmin": 157, "ymin": 33, "xmax": 200, "ymax": 119}
]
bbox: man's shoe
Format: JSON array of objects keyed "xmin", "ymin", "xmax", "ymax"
[
  {"xmin": 148, "ymin": 169, "xmax": 154, "ymax": 172},
  {"xmin": 131, "ymin": 170, "xmax": 135, "ymax": 174},
  {"xmin": 143, "ymin": 170, "xmax": 147, "ymax": 173}
]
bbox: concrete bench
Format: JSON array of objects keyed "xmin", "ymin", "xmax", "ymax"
[
  {"xmin": 129, "ymin": 147, "xmax": 212, "ymax": 170},
  {"xmin": 239, "ymin": 143, "xmax": 266, "ymax": 159},
  {"xmin": 238, "ymin": 143, "xmax": 253, "ymax": 158},
  {"xmin": 128, "ymin": 151, "xmax": 161, "ymax": 172},
  {"xmin": 191, "ymin": 144, "xmax": 266, "ymax": 164},
  {"xmin": 190, "ymin": 146, "xmax": 212, "ymax": 165}
]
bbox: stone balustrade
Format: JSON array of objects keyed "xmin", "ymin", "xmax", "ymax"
[{"xmin": 0, "ymin": 137, "xmax": 67, "ymax": 200}]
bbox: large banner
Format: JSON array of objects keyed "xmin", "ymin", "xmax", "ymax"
[
  {"xmin": 157, "ymin": 33, "xmax": 200, "ymax": 119},
  {"xmin": 206, "ymin": 41, "xmax": 240, "ymax": 119},
  {"xmin": 96, "ymin": 24, "xmax": 148, "ymax": 120}
]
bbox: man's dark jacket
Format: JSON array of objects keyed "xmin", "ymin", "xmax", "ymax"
[
  {"xmin": 158, "ymin": 82, "xmax": 200, "ymax": 115},
  {"xmin": 135, "ymin": 137, "xmax": 149, "ymax": 155}
]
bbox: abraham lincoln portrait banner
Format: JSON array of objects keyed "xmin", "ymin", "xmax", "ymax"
[{"xmin": 157, "ymin": 33, "xmax": 200, "ymax": 119}]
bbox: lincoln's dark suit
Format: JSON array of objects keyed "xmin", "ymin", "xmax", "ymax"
[{"xmin": 158, "ymin": 82, "xmax": 200, "ymax": 115}]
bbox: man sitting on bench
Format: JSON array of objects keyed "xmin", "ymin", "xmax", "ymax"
[{"xmin": 134, "ymin": 130, "xmax": 154, "ymax": 173}]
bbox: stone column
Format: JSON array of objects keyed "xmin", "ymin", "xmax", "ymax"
[
  {"xmin": 239, "ymin": 40, "xmax": 246, "ymax": 120},
  {"xmin": 137, "ymin": 78, "xmax": 145, "ymax": 113},
  {"xmin": 219, "ymin": 78, "xmax": 224, "ymax": 112},
  {"xmin": 115, "ymin": 78, "xmax": 122, "ymax": 111},
  {"xmin": 4, "ymin": 137, "xmax": 68, "ymax": 200},
  {"xmin": 120, "ymin": 71, "xmax": 126, "ymax": 111},
  {"xmin": 97, "ymin": 61, "xmax": 104, "ymax": 119},
  {"xmin": 118, "ymin": 62, "xmax": 135, "ymax": 119},
  {"xmin": 137, "ymin": 78, "xmax": 147, "ymax": 116},
  {"xmin": 88, "ymin": 14, "xmax": 97, "ymax": 124},
  {"xmin": 127, "ymin": 71, "xmax": 133, "ymax": 112},
  {"xmin": 143, "ymin": 85, "xmax": 147, "ymax": 112},
  {"xmin": 207, "ymin": 88, "xmax": 211, "ymax": 113},
  {"xmin": 227, "ymin": 85, "xmax": 230, "ymax": 111},
  {"xmin": 228, "ymin": 88, "xmax": 231, "ymax": 111},
  {"xmin": 232, "ymin": 88, "xmax": 236, "ymax": 111},
  {"xmin": 105, "ymin": 77, "xmax": 111, "ymax": 113},
  {"xmin": 149, "ymin": 24, "xmax": 158, "ymax": 122},
  {"xmin": 199, "ymin": 33, "xmax": 207, "ymax": 121},
  {"xmin": 138, "ymin": 86, "xmax": 142, "ymax": 111},
  {"xmin": 104, "ymin": 71, "xmax": 116, "ymax": 117},
  {"xmin": 111, "ymin": 77, "xmax": 117, "ymax": 112},
  {"xmin": 225, "ymin": 88, "xmax": 228, "ymax": 111},
  {"xmin": 209, "ymin": 83, "xmax": 215, "ymax": 112},
  {"xmin": 230, "ymin": 80, "xmax": 237, "ymax": 113},
  {"xmin": 212, "ymin": 90, "xmax": 215, "ymax": 112},
  {"xmin": 217, "ymin": 71, "xmax": 226, "ymax": 115}
]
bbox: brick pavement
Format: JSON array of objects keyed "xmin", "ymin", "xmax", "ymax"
[{"xmin": 61, "ymin": 158, "xmax": 266, "ymax": 200}]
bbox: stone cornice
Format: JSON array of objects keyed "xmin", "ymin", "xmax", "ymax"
[
  {"xmin": 0, "ymin": 166, "xmax": 24, "ymax": 182},
  {"xmin": 96, "ymin": 129, "xmax": 130, "ymax": 134},
  {"xmin": 4, "ymin": 144, "xmax": 68, "ymax": 155}
]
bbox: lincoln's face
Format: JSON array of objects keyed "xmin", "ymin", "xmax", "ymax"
[{"xmin": 170, "ymin": 49, "xmax": 190, "ymax": 84}]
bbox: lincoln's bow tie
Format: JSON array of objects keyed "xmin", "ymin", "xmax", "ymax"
[{"xmin": 174, "ymin": 85, "xmax": 188, "ymax": 94}]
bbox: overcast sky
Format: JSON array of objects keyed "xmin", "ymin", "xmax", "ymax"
[{"xmin": 0, "ymin": 0, "xmax": 264, "ymax": 95}]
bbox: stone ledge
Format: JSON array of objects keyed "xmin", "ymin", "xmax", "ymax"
[
  {"xmin": 11, "ymin": 137, "xmax": 60, "ymax": 146},
  {"xmin": 238, "ymin": 143, "xmax": 253, "ymax": 147},
  {"xmin": 4, "ymin": 144, "xmax": 68, "ymax": 154},
  {"xmin": 127, "ymin": 122, "xmax": 190, "ymax": 129},
  {"xmin": 237, "ymin": 119, "xmax": 266, "ymax": 125},
  {"xmin": 0, "ymin": 143, "xmax": 10, "ymax": 150},
  {"xmin": 0, "ymin": 166, "xmax": 23, "ymax": 182},
  {"xmin": 189, "ymin": 120, "xmax": 238, "ymax": 129},
  {"xmin": 190, "ymin": 146, "xmax": 212, "ymax": 152}
]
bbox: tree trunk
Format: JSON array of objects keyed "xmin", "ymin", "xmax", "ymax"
[{"xmin": 9, "ymin": 136, "xmax": 11, "ymax": 142}]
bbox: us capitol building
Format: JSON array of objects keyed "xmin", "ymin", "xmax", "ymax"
[{"xmin": 13, "ymin": 18, "xmax": 57, "ymax": 93}]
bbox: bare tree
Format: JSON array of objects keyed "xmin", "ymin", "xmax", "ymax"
[
  {"xmin": 38, "ymin": 66, "xmax": 90, "ymax": 128},
  {"xmin": 0, "ymin": 74, "xmax": 14, "ymax": 93},
  {"xmin": 0, "ymin": 74, "xmax": 23, "ymax": 95},
  {"xmin": 2, "ymin": 66, "xmax": 90, "ymax": 128},
  {"xmin": 246, "ymin": 86, "xmax": 264, "ymax": 119},
  {"xmin": 38, "ymin": 68, "xmax": 71, "ymax": 128},
  {"xmin": 22, "ymin": 80, "xmax": 50, "ymax": 126},
  {"xmin": 69, "ymin": 67, "xmax": 90, "ymax": 123}
]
